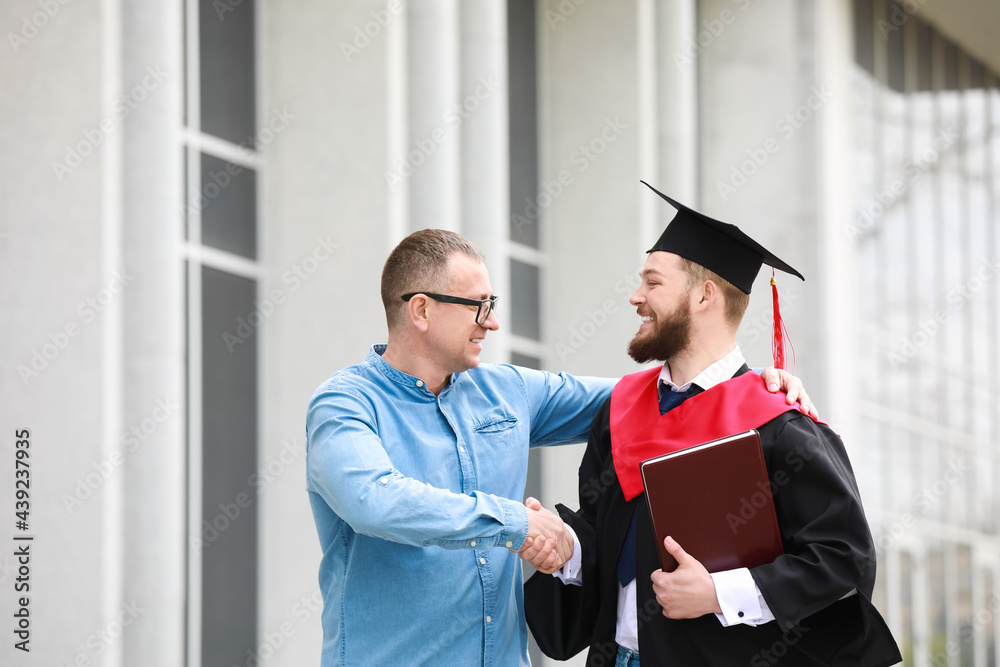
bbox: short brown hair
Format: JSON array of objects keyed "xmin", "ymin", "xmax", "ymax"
[
  {"xmin": 381, "ymin": 229, "xmax": 486, "ymax": 330},
  {"xmin": 678, "ymin": 257, "xmax": 750, "ymax": 327}
]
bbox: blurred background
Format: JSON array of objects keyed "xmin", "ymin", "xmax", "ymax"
[{"xmin": 1, "ymin": 0, "xmax": 999, "ymax": 665}]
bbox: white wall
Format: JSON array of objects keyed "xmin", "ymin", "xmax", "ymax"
[{"xmin": 1, "ymin": 1, "xmax": 125, "ymax": 665}]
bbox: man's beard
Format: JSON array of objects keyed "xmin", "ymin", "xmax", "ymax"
[{"xmin": 627, "ymin": 298, "xmax": 692, "ymax": 364}]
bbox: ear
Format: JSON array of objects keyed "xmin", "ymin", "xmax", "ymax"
[
  {"xmin": 407, "ymin": 295, "xmax": 432, "ymax": 332},
  {"xmin": 692, "ymin": 280, "xmax": 719, "ymax": 313}
]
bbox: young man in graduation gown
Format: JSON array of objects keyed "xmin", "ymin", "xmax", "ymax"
[{"xmin": 523, "ymin": 182, "xmax": 901, "ymax": 666}]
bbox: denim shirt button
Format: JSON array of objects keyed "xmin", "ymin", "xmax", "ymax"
[
  {"xmin": 379, "ymin": 477, "xmax": 389, "ymax": 485},
  {"xmin": 416, "ymin": 380, "xmax": 424, "ymax": 388},
  {"xmin": 470, "ymin": 540, "xmax": 477, "ymax": 546},
  {"xmin": 505, "ymin": 541, "xmax": 513, "ymax": 548}
]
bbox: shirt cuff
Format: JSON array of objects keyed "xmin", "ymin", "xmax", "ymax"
[
  {"xmin": 504, "ymin": 498, "xmax": 530, "ymax": 550},
  {"xmin": 710, "ymin": 568, "xmax": 775, "ymax": 627},
  {"xmin": 552, "ymin": 525, "xmax": 583, "ymax": 585}
]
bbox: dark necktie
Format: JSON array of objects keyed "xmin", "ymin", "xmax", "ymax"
[{"xmin": 616, "ymin": 382, "xmax": 702, "ymax": 587}]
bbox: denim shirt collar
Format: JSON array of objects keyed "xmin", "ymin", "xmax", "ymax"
[{"xmin": 367, "ymin": 344, "xmax": 461, "ymax": 397}]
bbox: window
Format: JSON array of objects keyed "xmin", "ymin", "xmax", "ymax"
[
  {"xmin": 852, "ymin": 2, "xmax": 1000, "ymax": 663},
  {"xmin": 184, "ymin": 1, "xmax": 260, "ymax": 664}
]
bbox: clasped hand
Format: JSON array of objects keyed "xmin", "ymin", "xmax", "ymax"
[{"xmin": 513, "ymin": 497, "xmax": 574, "ymax": 574}]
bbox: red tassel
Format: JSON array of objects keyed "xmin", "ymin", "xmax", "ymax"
[{"xmin": 771, "ymin": 270, "xmax": 795, "ymax": 371}]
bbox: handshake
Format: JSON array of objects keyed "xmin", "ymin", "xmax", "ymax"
[{"xmin": 512, "ymin": 497, "xmax": 574, "ymax": 574}]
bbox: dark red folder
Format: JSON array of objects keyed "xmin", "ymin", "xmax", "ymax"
[{"xmin": 639, "ymin": 429, "xmax": 784, "ymax": 573}]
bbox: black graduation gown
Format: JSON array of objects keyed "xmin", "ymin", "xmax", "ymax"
[{"xmin": 525, "ymin": 368, "xmax": 901, "ymax": 666}]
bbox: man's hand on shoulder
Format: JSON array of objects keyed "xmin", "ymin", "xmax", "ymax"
[
  {"xmin": 760, "ymin": 367, "xmax": 819, "ymax": 420},
  {"xmin": 516, "ymin": 497, "xmax": 574, "ymax": 574}
]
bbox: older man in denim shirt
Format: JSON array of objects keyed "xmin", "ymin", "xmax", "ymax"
[{"xmin": 306, "ymin": 229, "xmax": 808, "ymax": 666}]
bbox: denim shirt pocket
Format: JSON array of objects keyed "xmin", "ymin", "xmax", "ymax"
[
  {"xmin": 472, "ymin": 413, "xmax": 519, "ymax": 434},
  {"xmin": 469, "ymin": 412, "xmax": 525, "ymax": 498},
  {"xmin": 472, "ymin": 414, "xmax": 521, "ymax": 460}
]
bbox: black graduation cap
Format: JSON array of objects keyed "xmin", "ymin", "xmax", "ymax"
[{"xmin": 641, "ymin": 180, "xmax": 804, "ymax": 295}]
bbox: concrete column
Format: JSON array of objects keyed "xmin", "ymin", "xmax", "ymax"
[
  {"xmin": 814, "ymin": 0, "xmax": 860, "ymax": 439},
  {"xmin": 120, "ymin": 1, "xmax": 186, "ymax": 665},
  {"xmin": 653, "ymin": 0, "xmax": 699, "ymax": 222},
  {"xmin": 698, "ymin": 0, "xmax": 828, "ymax": 406},
  {"xmin": 406, "ymin": 0, "xmax": 461, "ymax": 232},
  {"xmin": 458, "ymin": 2, "xmax": 511, "ymax": 363}
]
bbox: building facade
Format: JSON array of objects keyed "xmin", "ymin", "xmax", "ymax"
[{"xmin": 1, "ymin": 1, "xmax": 998, "ymax": 665}]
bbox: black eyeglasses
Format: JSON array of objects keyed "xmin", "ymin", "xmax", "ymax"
[{"xmin": 401, "ymin": 292, "xmax": 499, "ymax": 325}]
